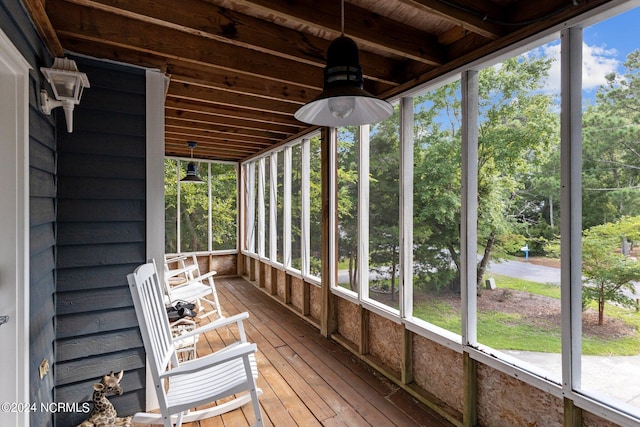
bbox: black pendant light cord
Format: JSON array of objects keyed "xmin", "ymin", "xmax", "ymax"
[{"xmin": 341, "ymin": 0, "xmax": 345, "ymax": 35}]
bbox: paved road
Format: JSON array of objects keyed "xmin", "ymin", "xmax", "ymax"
[
  {"xmin": 487, "ymin": 259, "xmax": 638, "ymax": 299},
  {"xmin": 487, "ymin": 259, "xmax": 560, "ymax": 284}
]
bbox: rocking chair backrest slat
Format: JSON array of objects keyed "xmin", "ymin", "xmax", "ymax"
[{"xmin": 127, "ymin": 263, "xmax": 178, "ymax": 401}]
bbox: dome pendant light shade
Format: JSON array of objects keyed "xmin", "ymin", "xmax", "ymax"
[
  {"xmin": 181, "ymin": 162, "xmax": 204, "ymax": 183},
  {"xmin": 294, "ymin": 36, "xmax": 393, "ymax": 126},
  {"xmin": 180, "ymin": 141, "xmax": 204, "ymax": 183}
]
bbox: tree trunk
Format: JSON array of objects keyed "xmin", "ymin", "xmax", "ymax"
[
  {"xmin": 447, "ymin": 244, "xmax": 461, "ymax": 293},
  {"xmin": 476, "ymin": 231, "xmax": 497, "ymax": 291},
  {"xmin": 348, "ymin": 250, "xmax": 358, "ymax": 292},
  {"xmin": 598, "ymin": 295, "xmax": 605, "ymax": 326},
  {"xmin": 390, "ymin": 251, "xmax": 397, "ymax": 302}
]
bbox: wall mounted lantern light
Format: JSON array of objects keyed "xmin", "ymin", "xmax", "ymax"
[
  {"xmin": 180, "ymin": 141, "xmax": 204, "ymax": 183},
  {"xmin": 40, "ymin": 57, "xmax": 90, "ymax": 133},
  {"xmin": 294, "ymin": 0, "xmax": 393, "ymax": 126}
]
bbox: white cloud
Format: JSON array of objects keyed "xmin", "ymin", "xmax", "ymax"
[
  {"xmin": 532, "ymin": 41, "xmax": 620, "ymax": 94},
  {"xmin": 582, "ymin": 43, "xmax": 620, "ymax": 91},
  {"xmin": 540, "ymin": 43, "xmax": 561, "ymax": 93}
]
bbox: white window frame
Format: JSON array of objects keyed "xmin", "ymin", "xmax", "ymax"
[
  {"xmin": 269, "ymin": 152, "xmax": 278, "ymax": 263},
  {"xmin": 239, "ymin": 3, "xmax": 640, "ymax": 422},
  {"xmin": 258, "ymin": 157, "xmax": 266, "ymax": 259},
  {"xmin": 166, "ymin": 156, "xmax": 239, "ymax": 254},
  {"xmin": 301, "ymin": 138, "xmax": 311, "ymax": 276},
  {"xmin": 241, "ymin": 132, "xmax": 322, "ymax": 284},
  {"xmin": 243, "ymin": 162, "xmax": 256, "ymax": 254},
  {"xmin": 283, "ymin": 146, "xmax": 292, "ymax": 268}
]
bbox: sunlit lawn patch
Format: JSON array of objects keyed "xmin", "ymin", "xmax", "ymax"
[{"xmin": 411, "ymin": 273, "xmax": 640, "ymax": 356}]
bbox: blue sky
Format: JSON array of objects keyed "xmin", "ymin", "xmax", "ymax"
[
  {"xmin": 524, "ymin": 5, "xmax": 640, "ymax": 106},
  {"xmin": 413, "ymin": 6, "xmax": 640, "ymax": 125},
  {"xmin": 584, "ymin": 6, "xmax": 640, "ymax": 60},
  {"xmin": 581, "ymin": 6, "xmax": 640, "ymax": 92}
]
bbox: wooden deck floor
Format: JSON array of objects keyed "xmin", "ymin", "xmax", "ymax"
[{"xmin": 135, "ymin": 277, "xmax": 452, "ymax": 427}]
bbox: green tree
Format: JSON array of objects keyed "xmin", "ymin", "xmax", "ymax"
[
  {"xmin": 178, "ymin": 161, "xmax": 209, "ymax": 251},
  {"xmin": 337, "ymin": 127, "xmax": 360, "ymax": 291},
  {"xmin": 582, "ymin": 216, "xmax": 640, "ymax": 325},
  {"xmin": 412, "ymin": 54, "xmax": 559, "ymax": 292},
  {"xmin": 210, "ymin": 163, "xmax": 237, "ymax": 250},
  {"xmin": 475, "ymin": 56, "xmax": 558, "ymax": 289},
  {"xmin": 309, "ymin": 137, "xmax": 323, "ymax": 276},
  {"xmin": 413, "ymin": 83, "xmax": 462, "ymax": 292},
  {"xmin": 165, "ymin": 159, "xmax": 178, "ymax": 252},
  {"xmin": 582, "ymin": 50, "xmax": 640, "ymax": 228},
  {"xmin": 165, "ymin": 159, "xmax": 238, "ymax": 253},
  {"xmin": 369, "ymin": 108, "xmax": 401, "ymax": 300}
]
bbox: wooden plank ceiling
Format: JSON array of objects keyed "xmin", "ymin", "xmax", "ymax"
[{"xmin": 25, "ymin": 0, "xmax": 610, "ymax": 162}]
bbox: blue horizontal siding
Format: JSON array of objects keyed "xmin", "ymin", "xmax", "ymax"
[{"xmin": 54, "ymin": 55, "xmax": 147, "ymax": 426}]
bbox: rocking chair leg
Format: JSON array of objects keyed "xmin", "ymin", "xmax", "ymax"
[{"xmin": 250, "ymin": 388, "xmax": 263, "ymax": 427}]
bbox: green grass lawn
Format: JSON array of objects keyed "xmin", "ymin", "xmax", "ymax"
[
  {"xmin": 487, "ymin": 273, "xmax": 561, "ymax": 298},
  {"xmin": 412, "ymin": 273, "xmax": 640, "ymax": 356}
]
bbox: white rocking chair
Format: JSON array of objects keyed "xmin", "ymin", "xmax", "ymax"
[
  {"xmin": 127, "ymin": 262, "xmax": 264, "ymax": 427},
  {"xmin": 163, "ymin": 255, "xmax": 223, "ymax": 319}
]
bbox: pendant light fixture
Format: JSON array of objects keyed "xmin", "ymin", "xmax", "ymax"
[
  {"xmin": 294, "ymin": 0, "xmax": 393, "ymax": 126},
  {"xmin": 180, "ymin": 141, "xmax": 204, "ymax": 183}
]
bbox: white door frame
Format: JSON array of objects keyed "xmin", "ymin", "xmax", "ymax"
[{"xmin": 0, "ymin": 27, "xmax": 31, "ymax": 427}]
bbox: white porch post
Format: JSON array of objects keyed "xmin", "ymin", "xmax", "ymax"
[{"xmin": 145, "ymin": 68, "xmax": 168, "ymax": 410}]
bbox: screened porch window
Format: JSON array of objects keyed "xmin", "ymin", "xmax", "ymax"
[{"xmin": 165, "ymin": 158, "xmax": 238, "ymax": 253}]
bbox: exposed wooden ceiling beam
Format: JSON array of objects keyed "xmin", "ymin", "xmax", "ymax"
[
  {"xmin": 166, "ymin": 118, "xmax": 286, "ymax": 141},
  {"xmin": 21, "ymin": 0, "xmax": 65, "ymax": 57},
  {"xmin": 169, "ymin": 73, "xmax": 317, "ymax": 105},
  {"xmin": 507, "ymin": 0, "xmax": 592, "ymax": 25},
  {"xmin": 165, "ymin": 108, "xmax": 302, "ymax": 136},
  {"xmin": 166, "ymin": 83, "xmax": 301, "ymax": 115},
  {"xmin": 166, "ymin": 122, "xmax": 281, "ymax": 144},
  {"xmin": 165, "ymin": 142, "xmax": 250, "ymax": 161},
  {"xmin": 51, "ymin": 36, "xmax": 323, "ymax": 104},
  {"xmin": 213, "ymin": 0, "xmax": 446, "ymax": 65},
  {"xmin": 46, "ymin": 2, "xmax": 319, "ymax": 89},
  {"xmin": 64, "ymin": 0, "xmax": 405, "ymax": 82},
  {"xmin": 165, "ymin": 138, "xmax": 261, "ymax": 156},
  {"xmin": 401, "ymin": 0, "xmax": 504, "ymax": 40},
  {"xmin": 165, "ymin": 99, "xmax": 304, "ymax": 127},
  {"xmin": 166, "ymin": 128, "xmax": 274, "ymax": 146},
  {"xmin": 47, "ymin": 0, "xmax": 406, "ymax": 87}
]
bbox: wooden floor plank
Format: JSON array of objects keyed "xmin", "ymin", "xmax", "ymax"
[
  {"xmin": 218, "ymin": 280, "xmax": 448, "ymax": 425},
  {"xmin": 218, "ymin": 287, "xmax": 333, "ymax": 425},
  {"xmin": 218, "ymin": 284, "xmax": 376, "ymax": 424},
  {"xmin": 221, "ymin": 282, "xmax": 415, "ymax": 427},
  {"xmin": 132, "ymin": 277, "xmax": 453, "ymax": 427}
]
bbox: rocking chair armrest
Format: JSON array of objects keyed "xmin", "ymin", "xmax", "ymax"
[
  {"xmin": 171, "ymin": 270, "xmax": 215, "ymax": 289},
  {"xmin": 165, "ymin": 264, "xmax": 198, "ymax": 280},
  {"xmin": 172, "ymin": 312, "xmax": 249, "ymax": 341},
  {"xmin": 165, "ymin": 255, "xmax": 188, "ymax": 264},
  {"xmin": 196, "ymin": 270, "xmax": 218, "ymax": 282},
  {"xmin": 160, "ymin": 342, "xmax": 257, "ymax": 378}
]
